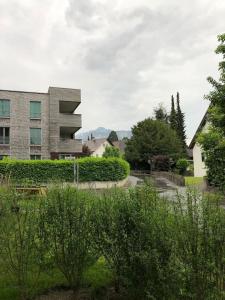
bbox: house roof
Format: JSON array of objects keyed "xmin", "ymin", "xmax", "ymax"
[
  {"xmin": 84, "ymin": 138, "xmax": 112, "ymax": 153},
  {"xmin": 112, "ymin": 140, "xmax": 126, "ymax": 153},
  {"xmin": 186, "ymin": 147, "xmax": 193, "ymax": 159},
  {"xmin": 189, "ymin": 110, "xmax": 208, "ymax": 149}
]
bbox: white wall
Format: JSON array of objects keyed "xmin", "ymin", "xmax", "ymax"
[
  {"xmin": 193, "ymin": 143, "xmax": 206, "ymax": 177},
  {"xmin": 91, "ymin": 141, "xmax": 112, "ymax": 157},
  {"xmin": 192, "ymin": 122, "xmax": 209, "ymax": 177}
]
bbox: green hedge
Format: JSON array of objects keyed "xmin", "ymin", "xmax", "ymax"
[{"xmin": 0, "ymin": 157, "xmax": 130, "ymax": 184}]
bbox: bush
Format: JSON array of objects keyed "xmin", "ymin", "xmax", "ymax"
[
  {"xmin": 173, "ymin": 190, "xmax": 225, "ymax": 299},
  {"xmin": 91, "ymin": 186, "xmax": 178, "ymax": 299},
  {"xmin": 1, "ymin": 185, "xmax": 225, "ymax": 299},
  {"xmin": 0, "ymin": 189, "xmax": 42, "ymax": 300},
  {"xmin": 0, "ymin": 157, "xmax": 130, "ymax": 184},
  {"xmin": 91, "ymin": 186, "xmax": 225, "ymax": 299},
  {"xmin": 176, "ymin": 158, "xmax": 189, "ymax": 175},
  {"xmin": 38, "ymin": 187, "xmax": 96, "ymax": 294},
  {"xmin": 103, "ymin": 146, "xmax": 121, "ymax": 158}
]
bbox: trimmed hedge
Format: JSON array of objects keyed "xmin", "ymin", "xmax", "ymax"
[{"xmin": 0, "ymin": 157, "xmax": 130, "ymax": 184}]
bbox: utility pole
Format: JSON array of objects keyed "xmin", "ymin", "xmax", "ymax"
[{"xmin": 73, "ymin": 159, "xmax": 79, "ymax": 185}]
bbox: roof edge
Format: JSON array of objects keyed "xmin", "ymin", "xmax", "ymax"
[
  {"xmin": 0, "ymin": 88, "xmax": 48, "ymax": 95},
  {"xmin": 189, "ymin": 110, "xmax": 208, "ymax": 149}
]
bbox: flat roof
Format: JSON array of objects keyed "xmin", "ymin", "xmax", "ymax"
[{"xmin": 0, "ymin": 88, "xmax": 47, "ymax": 95}]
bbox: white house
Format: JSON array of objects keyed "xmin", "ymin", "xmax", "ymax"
[
  {"xmin": 84, "ymin": 138, "xmax": 113, "ymax": 157},
  {"xmin": 189, "ymin": 111, "xmax": 208, "ymax": 177}
]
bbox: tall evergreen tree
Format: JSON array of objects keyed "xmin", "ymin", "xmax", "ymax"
[
  {"xmin": 108, "ymin": 130, "xmax": 118, "ymax": 143},
  {"xmin": 169, "ymin": 95, "xmax": 177, "ymax": 131},
  {"xmin": 154, "ymin": 103, "xmax": 168, "ymax": 123},
  {"xmin": 176, "ymin": 92, "xmax": 186, "ymax": 150}
]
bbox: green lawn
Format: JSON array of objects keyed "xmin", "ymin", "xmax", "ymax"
[
  {"xmin": 0, "ymin": 257, "xmax": 112, "ymax": 300},
  {"xmin": 185, "ymin": 176, "xmax": 203, "ymax": 186}
]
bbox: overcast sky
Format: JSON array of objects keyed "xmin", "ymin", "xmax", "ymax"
[{"xmin": 0, "ymin": 0, "xmax": 225, "ymax": 142}]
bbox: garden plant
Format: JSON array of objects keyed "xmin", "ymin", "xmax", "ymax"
[{"xmin": 0, "ymin": 184, "xmax": 225, "ymax": 299}]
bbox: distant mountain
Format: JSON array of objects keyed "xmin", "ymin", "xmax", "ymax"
[{"xmin": 76, "ymin": 127, "xmax": 132, "ymax": 142}]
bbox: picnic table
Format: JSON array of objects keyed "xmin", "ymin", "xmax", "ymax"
[{"xmin": 15, "ymin": 186, "xmax": 47, "ymax": 196}]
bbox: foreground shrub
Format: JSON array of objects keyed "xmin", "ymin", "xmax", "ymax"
[
  {"xmin": 173, "ymin": 190, "xmax": 225, "ymax": 299},
  {"xmin": 0, "ymin": 157, "xmax": 130, "ymax": 184},
  {"xmin": 1, "ymin": 185, "xmax": 225, "ymax": 299},
  {"xmin": 0, "ymin": 189, "xmax": 41, "ymax": 300},
  {"xmin": 38, "ymin": 187, "xmax": 96, "ymax": 294},
  {"xmin": 91, "ymin": 186, "xmax": 178, "ymax": 299}
]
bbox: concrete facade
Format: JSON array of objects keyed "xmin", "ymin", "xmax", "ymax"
[{"xmin": 0, "ymin": 87, "xmax": 82, "ymax": 160}]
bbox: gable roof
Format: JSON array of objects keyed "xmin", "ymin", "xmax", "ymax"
[
  {"xmin": 84, "ymin": 138, "xmax": 112, "ymax": 153},
  {"xmin": 189, "ymin": 110, "xmax": 208, "ymax": 149},
  {"xmin": 112, "ymin": 140, "xmax": 126, "ymax": 153}
]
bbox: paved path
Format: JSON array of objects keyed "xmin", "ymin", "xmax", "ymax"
[
  {"xmin": 127, "ymin": 175, "xmax": 144, "ymax": 187},
  {"xmin": 128, "ymin": 175, "xmax": 187, "ymax": 199},
  {"xmin": 153, "ymin": 176, "xmax": 186, "ymax": 199}
]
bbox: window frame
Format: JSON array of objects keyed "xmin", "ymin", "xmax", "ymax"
[
  {"xmin": 30, "ymin": 101, "xmax": 41, "ymax": 119},
  {"xmin": 201, "ymin": 152, "xmax": 206, "ymax": 162},
  {"xmin": 30, "ymin": 128, "xmax": 42, "ymax": 145},
  {"xmin": 0, "ymin": 99, "xmax": 10, "ymax": 118},
  {"xmin": 30, "ymin": 154, "xmax": 41, "ymax": 160},
  {"xmin": 0, "ymin": 127, "xmax": 10, "ymax": 145}
]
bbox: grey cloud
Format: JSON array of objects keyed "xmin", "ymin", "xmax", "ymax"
[
  {"xmin": 0, "ymin": 0, "xmax": 225, "ymax": 138},
  {"xmin": 66, "ymin": 0, "xmax": 107, "ymax": 31}
]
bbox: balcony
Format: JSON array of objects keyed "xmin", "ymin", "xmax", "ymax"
[
  {"xmin": 59, "ymin": 113, "xmax": 81, "ymax": 129},
  {"xmin": 58, "ymin": 138, "xmax": 82, "ymax": 153},
  {"xmin": 49, "ymin": 87, "xmax": 81, "ymax": 102},
  {"xmin": 59, "ymin": 101, "xmax": 80, "ymax": 114}
]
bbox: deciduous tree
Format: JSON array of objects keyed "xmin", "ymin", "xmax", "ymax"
[
  {"xmin": 125, "ymin": 118, "xmax": 182, "ymax": 168},
  {"xmin": 198, "ymin": 33, "xmax": 225, "ymax": 190},
  {"xmin": 103, "ymin": 146, "xmax": 121, "ymax": 158}
]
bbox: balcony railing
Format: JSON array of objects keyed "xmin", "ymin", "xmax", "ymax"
[
  {"xmin": 58, "ymin": 138, "xmax": 82, "ymax": 153},
  {"xmin": 59, "ymin": 113, "xmax": 81, "ymax": 129}
]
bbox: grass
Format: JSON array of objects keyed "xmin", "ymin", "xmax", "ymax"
[
  {"xmin": 0, "ymin": 261, "xmax": 66, "ymax": 300},
  {"xmin": 0, "ymin": 257, "xmax": 113, "ymax": 299},
  {"xmin": 185, "ymin": 176, "xmax": 203, "ymax": 186}
]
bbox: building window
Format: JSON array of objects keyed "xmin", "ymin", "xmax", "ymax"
[
  {"xmin": 30, "ymin": 128, "xmax": 41, "ymax": 145},
  {"xmin": 30, "ymin": 154, "xmax": 41, "ymax": 160},
  {"xmin": 201, "ymin": 152, "xmax": 205, "ymax": 162},
  {"xmin": 0, "ymin": 127, "xmax": 10, "ymax": 144},
  {"xmin": 0, "ymin": 99, "xmax": 10, "ymax": 117},
  {"xmin": 30, "ymin": 101, "xmax": 41, "ymax": 119},
  {"xmin": 59, "ymin": 154, "xmax": 74, "ymax": 160}
]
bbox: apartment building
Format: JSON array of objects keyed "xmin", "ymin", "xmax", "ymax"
[{"xmin": 0, "ymin": 86, "xmax": 82, "ymax": 160}]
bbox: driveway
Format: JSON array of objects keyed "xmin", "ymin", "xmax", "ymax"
[{"xmin": 128, "ymin": 175, "xmax": 187, "ymax": 199}]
